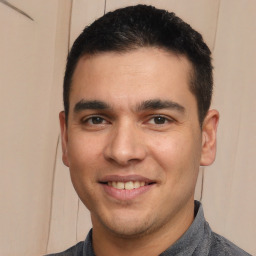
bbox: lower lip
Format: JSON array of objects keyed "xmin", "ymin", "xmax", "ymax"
[{"xmin": 101, "ymin": 183, "xmax": 155, "ymax": 201}]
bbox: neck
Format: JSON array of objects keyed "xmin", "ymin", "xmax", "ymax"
[{"xmin": 92, "ymin": 200, "xmax": 195, "ymax": 256}]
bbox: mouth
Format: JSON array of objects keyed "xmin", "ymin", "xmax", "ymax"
[
  {"xmin": 101, "ymin": 180, "xmax": 155, "ymax": 190},
  {"xmin": 99, "ymin": 175, "xmax": 156, "ymax": 200}
]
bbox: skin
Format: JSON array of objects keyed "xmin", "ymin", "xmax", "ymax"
[{"xmin": 60, "ymin": 47, "xmax": 219, "ymax": 256}]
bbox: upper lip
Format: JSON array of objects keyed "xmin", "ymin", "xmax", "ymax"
[{"xmin": 99, "ymin": 175, "xmax": 155, "ymax": 184}]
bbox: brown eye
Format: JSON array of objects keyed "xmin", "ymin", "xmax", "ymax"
[
  {"xmin": 82, "ymin": 116, "xmax": 107, "ymax": 125},
  {"xmin": 90, "ymin": 116, "xmax": 105, "ymax": 124},
  {"xmin": 153, "ymin": 116, "xmax": 167, "ymax": 124},
  {"xmin": 146, "ymin": 115, "xmax": 174, "ymax": 126}
]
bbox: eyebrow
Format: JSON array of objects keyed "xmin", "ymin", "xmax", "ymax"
[
  {"xmin": 74, "ymin": 100, "xmax": 110, "ymax": 112},
  {"xmin": 73, "ymin": 99, "xmax": 185, "ymax": 113},
  {"xmin": 136, "ymin": 99, "xmax": 185, "ymax": 113}
]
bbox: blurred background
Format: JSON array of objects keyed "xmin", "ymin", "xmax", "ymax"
[{"xmin": 0, "ymin": 0, "xmax": 255, "ymax": 255}]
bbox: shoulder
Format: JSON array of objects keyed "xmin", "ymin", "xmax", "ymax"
[
  {"xmin": 209, "ymin": 232, "xmax": 251, "ymax": 256},
  {"xmin": 45, "ymin": 241, "xmax": 84, "ymax": 256}
]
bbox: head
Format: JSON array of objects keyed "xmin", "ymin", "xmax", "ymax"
[
  {"xmin": 64, "ymin": 5, "xmax": 213, "ymax": 126},
  {"xmin": 59, "ymin": 5, "xmax": 219, "ymax": 243}
]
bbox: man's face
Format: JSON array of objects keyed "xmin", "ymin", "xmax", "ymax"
[{"xmin": 60, "ymin": 48, "xmax": 217, "ymax": 238}]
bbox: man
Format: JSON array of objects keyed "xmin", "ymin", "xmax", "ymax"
[{"xmin": 47, "ymin": 5, "xmax": 251, "ymax": 256}]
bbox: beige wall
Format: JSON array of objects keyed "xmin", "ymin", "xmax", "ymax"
[
  {"xmin": 0, "ymin": 1, "xmax": 255, "ymax": 255},
  {"xmin": 203, "ymin": 0, "xmax": 256, "ymax": 251}
]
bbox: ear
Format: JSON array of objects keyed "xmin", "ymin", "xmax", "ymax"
[
  {"xmin": 59, "ymin": 111, "xmax": 70, "ymax": 167},
  {"xmin": 200, "ymin": 109, "xmax": 219, "ymax": 166}
]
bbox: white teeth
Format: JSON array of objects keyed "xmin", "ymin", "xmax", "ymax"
[
  {"xmin": 140, "ymin": 181, "xmax": 145, "ymax": 187},
  {"xmin": 117, "ymin": 182, "xmax": 125, "ymax": 189},
  {"xmin": 134, "ymin": 181, "xmax": 140, "ymax": 189},
  {"xmin": 108, "ymin": 181, "xmax": 147, "ymax": 190},
  {"xmin": 112, "ymin": 181, "xmax": 117, "ymax": 188},
  {"xmin": 124, "ymin": 181, "xmax": 134, "ymax": 190},
  {"xmin": 108, "ymin": 181, "xmax": 118, "ymax": 188}
]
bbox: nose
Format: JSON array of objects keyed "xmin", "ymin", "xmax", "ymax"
[{"xmin": 103, "ymin": 121, "xmax": 147, "ymax": 166}]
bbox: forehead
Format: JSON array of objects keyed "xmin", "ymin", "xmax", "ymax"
[{"xmin": 70, "ymin": 48, "xmax": 194, "ymax": 109}]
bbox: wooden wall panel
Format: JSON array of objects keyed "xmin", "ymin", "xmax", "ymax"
[
  {"xmin": 0, "ymin": 0, "xmax": 71, "ymax": 255},
  {"xmin": 203, "ymin": 1, "xmax": 256, "ymax": 254}
]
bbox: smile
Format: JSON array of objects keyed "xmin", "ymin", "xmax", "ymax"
[
  {"xmin": 107, "ymin": 181, "xmax": 147, "ymax": 190},
  {"xmin": 99, "ymin": 175, "xmax": 156, "ymax": 200}
]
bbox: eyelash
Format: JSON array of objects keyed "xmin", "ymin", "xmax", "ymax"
[
  {"xmin": 81, "ymin": 115, "xmax": 109, "ymax": 125},
  {"xmin": 81, "ymin": 114, "xmax": 174, "ymax": 126},
  {"xmin": 146, "ymin": 115, "xmax": 174, "ymax": 125}
]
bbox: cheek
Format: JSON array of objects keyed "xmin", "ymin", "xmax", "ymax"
[
  {"xmin": 66, "ymin": 134, "xmax": 107, "ymax": 198},
  {"xmin": 148, "ymin": 132, "xmax": 188, "ymax": 165},
  {"xmin": 148, "ymin": 131, "xmax": 201, "ymax": 179},
  {"xmin": 67, "ymin": 134, "xmax": 104, "ymax": 206},
  {"xmin": 68, "ymin": 133, "xmax": 104, "ymax": 166}
]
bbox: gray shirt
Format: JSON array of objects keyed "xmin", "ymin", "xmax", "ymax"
[{"xmin": 46, "ymin": 201, "xmax": 251, "ymax": 256}]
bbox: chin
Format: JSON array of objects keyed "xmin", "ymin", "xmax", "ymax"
[
  {"xmin": 99, "ymin": 214, "xmax": 158, "ymax": 239},
  {"xmin": 108, "ymin": 224, "xmax": 153, "ymax": 239}
]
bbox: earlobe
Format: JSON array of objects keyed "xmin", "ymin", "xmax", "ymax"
[
  {"xmin": 200, "ymin": 109, "xmax": 219, "ymax": 166},
  {"xmin": 59, "ymin": 111, "xmax": 70, "ymax": 167}
]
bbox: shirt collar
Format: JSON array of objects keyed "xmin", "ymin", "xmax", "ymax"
[{"xmin": 160, "ymin": 200, "xmax": 206, "ymax": 255}]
